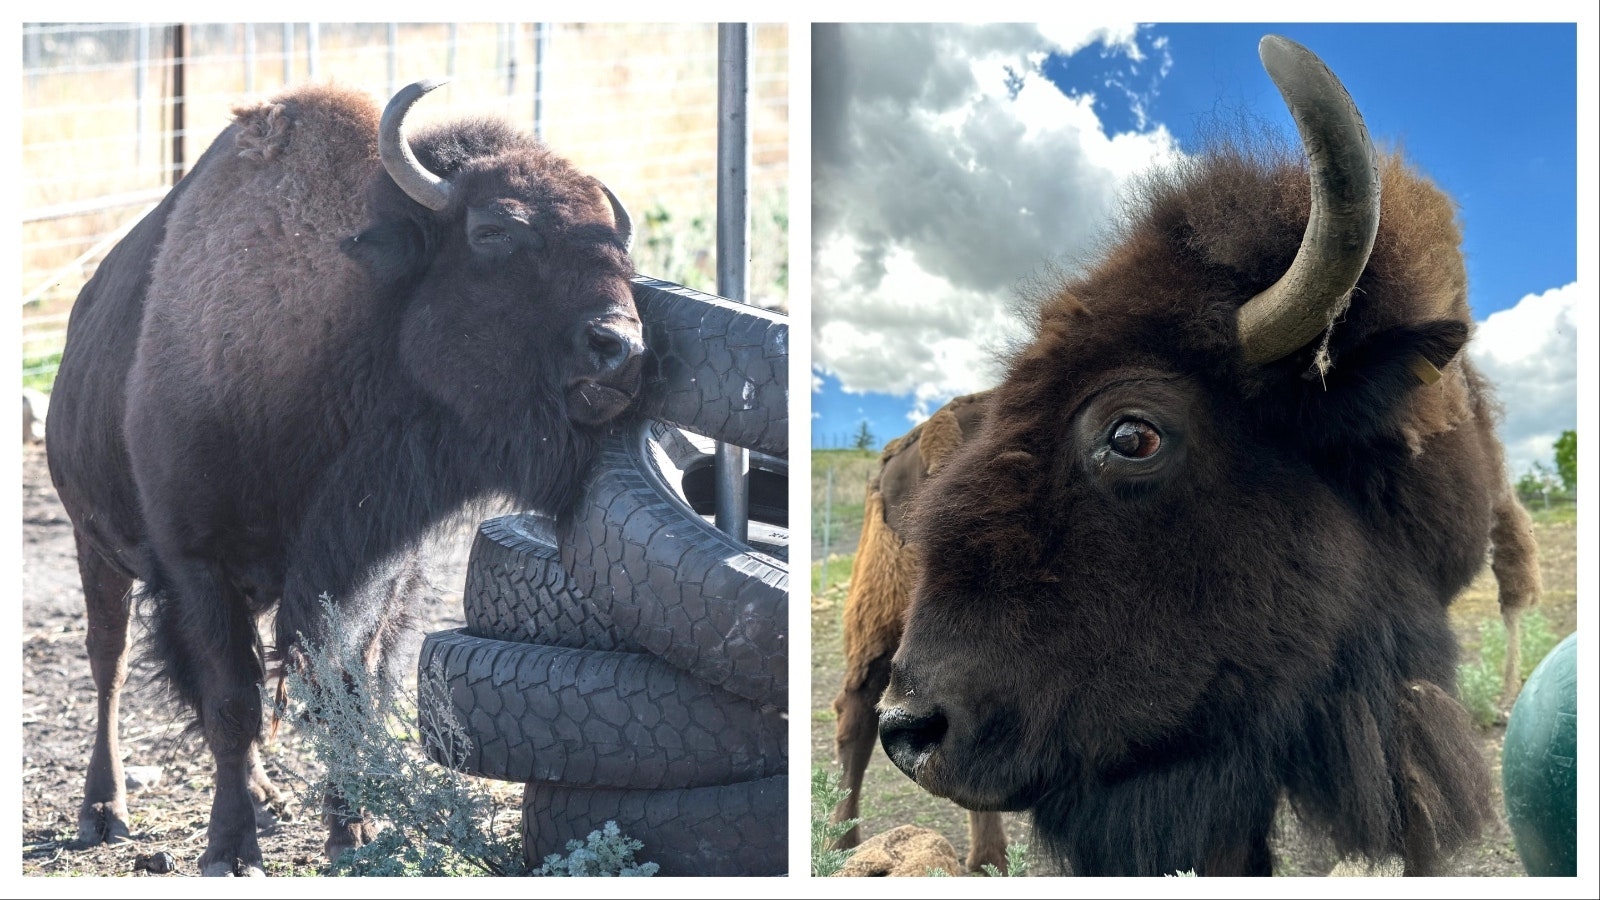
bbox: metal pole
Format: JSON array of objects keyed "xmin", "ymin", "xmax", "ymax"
[
  {"xmin": 243, "ymin": 23, "xmax": 255, "ymax": 94},
  {"xmin": 282, "ymin": 23, "xmax": 292, "ymax": 85},
  {"xmin": 533, "ymin": 23, "xmax": 548, "ymax": 140},
  {"xmin": 170, "ymin": 24, "xmax": 186, "ymax": 184},
  {"xmin": 448, "ymin": 23, "xmax": 458, "ymax": 80},
  {"xmin": 713, "ymin": 23, "xmax": 751, "ymax": 543},
  {"xmin": 136, "ymin": 24, "xmax": 149, "ymax": 167},
  {"xmin": 307, "ymin": 22, "xmax": 319, "ymax": 80},
  {"xmin": 504, "ymin": 22, "xmax": 518, "ymax": 96},
  {"xmin": 386, "ymin": 23, "xmax": 398, "ymax": 98}
]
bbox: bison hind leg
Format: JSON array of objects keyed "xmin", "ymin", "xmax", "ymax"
[{"xmin": 72, "ymin": 531, "xmax": 136, "ymax": 849}]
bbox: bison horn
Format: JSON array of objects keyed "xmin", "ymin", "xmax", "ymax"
[
  {"xmin": 599, "ymin": 182, "xmax": 634, "ymax": 252},
  {"xmin": 1236, "ymin": 35, "xmax": 1382, "ymax": 367},
  {"xmin": 379, "ymin": 78, "xmax": 453, "ymax": 212}
]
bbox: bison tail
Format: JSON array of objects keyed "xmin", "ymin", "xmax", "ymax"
[{"xmin": 1489, "ymin": 484, "xmax": 1542, "ymax": 705}]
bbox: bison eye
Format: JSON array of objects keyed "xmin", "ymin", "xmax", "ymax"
[
  {"xmin": 472, "ymin": 228, "xmax": 511, "ymax": 245},
  {"xmin": 1108, "ymin": 419, "xmax": 1161, "ymax": 459}
]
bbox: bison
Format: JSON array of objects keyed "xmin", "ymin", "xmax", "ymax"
[
  {"xmin": 827, "ymin": 391, "xmax": 1010, "ymax": 872},
  {"xmin": 877, "ymin": 35, "xmax": 1542, "ymax": 876},
  {"xmin": 45, "ymin": 78, "xmax": 643, "ymax": 876}
]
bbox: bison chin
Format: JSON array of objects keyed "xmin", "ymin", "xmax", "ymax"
[{"xmin": 566, "ymin": 376, "xmax": 639, "ymax": 426}]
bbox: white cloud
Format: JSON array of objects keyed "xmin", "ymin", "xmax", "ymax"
[
  {"xmin": 1467, "ymin": 283, "xmax": 1579, "ymax": 478},
  {"xmin": 812, "ymin": 23, "xmax": 1181, "ymax": 409}
]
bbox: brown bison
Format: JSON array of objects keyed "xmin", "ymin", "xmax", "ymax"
[
  {"xmin": 828, "ymin": 392, "xmax": 1010, "ymax": 871},
  {"xmin": 878, "ymin": 35, "xmax": 1542, "ymax": 876},
  {"xmin": 46, "ymin": 79, "xmax": 642, "ymax": 876}
]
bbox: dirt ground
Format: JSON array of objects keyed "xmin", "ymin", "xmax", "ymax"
[
  {"xmin": 18, "ymin": 442, "xmax": 518, "ymax": 877},
  {"xmin": 810, "ymin": 500, "xmax": 1579, "ymax": 878}
]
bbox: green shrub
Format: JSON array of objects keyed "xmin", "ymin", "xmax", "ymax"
[
  {"xmin": 284, "ymin": 596, "xmax": 655, "ymax": 876},
  {"xmin": 1457, "ymin": 609, "xmax": 1562, "ymax": 729},
  {"xmin": 981, "ymin": 843, "xmax": 1032, "ymax": 877},
  {"xmin": 531, "ymin": 821, "xmax": 659, "ymax": 877},
  {"xmin": 810, "ymin": 765, "xmax": 858, "ymax": 877}
]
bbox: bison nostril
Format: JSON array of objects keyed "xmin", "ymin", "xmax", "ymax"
[
  {"xmin": 879, "ymin": 703, "xmax": 948, "ymax": 777},
  {"xmin": 584, "ymin": 324, "xmax": 642, "ymax": 376}
]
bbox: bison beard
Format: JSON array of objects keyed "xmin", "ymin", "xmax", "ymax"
[
  {"xmin": 47, "ymin": 81, "xmax": 642, "ymax": 875},
  {"xmin": 878, "ymin": 36, "xmax": 1537, "ymax": 876}
]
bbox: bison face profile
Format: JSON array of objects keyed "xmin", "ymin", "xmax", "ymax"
[
  {"xmin": 346, "ymin": 80, "xmax": 643, "ymax": 430},
  {"xmin": 879, "ymin": 35, "xmax": 1534, "ymax": 877}
]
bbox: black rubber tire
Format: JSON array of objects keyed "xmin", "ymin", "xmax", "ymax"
[
  {"xmin": 416, "ymin": 629, "xmax": 786, "ymax": 789},
  {"xmin": 561, "ymin": 418, "xmax": 788, "ymax": 708},
  {"xmin": 521, "ymin": 774, "xmax": 787, "ymax": 877},
  {"xmin": 632, "ymin": 277, "xmax": 788, "ymax": 458},
  {"xmin": 460, "ymin": 513, "xmax": 641, "ymax": 652}
]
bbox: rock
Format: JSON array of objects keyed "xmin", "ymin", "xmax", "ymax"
[
  {"xmin": 23, "ymin": 388, "xmax": 48, "ymax": 444},
  {"xmin": 135, "ymin": 850, "xmax": 178, "ymax": 874},
  {"xmin": 124, "ymin": 765, "xmax": 163, "ymax": 791},
  {"xmin": 833, "ymin": 824, "xmax": 963, "ymax": 877}
]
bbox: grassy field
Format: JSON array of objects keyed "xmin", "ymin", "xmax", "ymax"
[{"xmin": 809, "ymin": 444, "xmax": 1579, "ymax": 874}]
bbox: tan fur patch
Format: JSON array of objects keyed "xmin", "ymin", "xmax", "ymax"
[{"xmin": 840, "ymin": 489, "xmax": 918, "ymax": 692}]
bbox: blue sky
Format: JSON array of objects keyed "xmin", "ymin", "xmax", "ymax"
[{"xmin": 811, "ymin": 22, "xmax": 1581, "ymax": 476}]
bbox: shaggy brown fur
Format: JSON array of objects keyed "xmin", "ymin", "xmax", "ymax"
[
  {"xmin": 48, "ymin": 81, "xmax": 641, "ymax": 876},
  {"xmin": 878, "ymin": 129, "xmax": 1541, "ymax": 876},
  {"xmin": 829, "ymin": 392, "xmax": 1005, "ymax": 871}
]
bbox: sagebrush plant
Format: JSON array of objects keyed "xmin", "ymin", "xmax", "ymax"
[
  {"xmin": 283, "ymin": 596, "xmax": 656, "ymax": 876},
  {"xmin": 1458, "ymin": 609, "xmax": 1560, "ymax": 729},
  {"xmin": 982, "ymin": 843, "xmax": 1032, "ymax": 877},
  {"xmin": 531, "ymin": 821, "xmax": 659, "ymax": 877},
  {"xmin": 811, "ymin": 764, "xmax": 859, "ymax": 877}
]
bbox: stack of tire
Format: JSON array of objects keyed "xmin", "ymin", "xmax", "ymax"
[{"xmin": 418, "ymin": 279, "xmax": 788, "ymax": 876}]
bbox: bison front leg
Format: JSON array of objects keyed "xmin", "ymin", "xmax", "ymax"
[
  {"xmin": 830, "ymin": 653, "xmax": 891, "ymax": 851},
  {"xmin": 73, "ymin": 532, "xmax": 134, "ymax": 848}
]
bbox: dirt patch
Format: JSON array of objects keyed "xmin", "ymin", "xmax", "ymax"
[
  {"xmin": 19, "ymin": 442, "xmax": 519, "ymax": 877},
  {"xmin": 810, "ymin": 505, "xmax": 1578, "ymax": 877}
]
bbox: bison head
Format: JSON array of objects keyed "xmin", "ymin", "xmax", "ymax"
[
  {"xmin": 878, "ymin": 36, "xmax": 1495, "ymax": 874},
  {"xmin": 344, "ymin": 79, "xmax": 643, "ymax": 432}
]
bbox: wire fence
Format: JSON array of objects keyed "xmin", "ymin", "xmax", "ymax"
[{"xmin": 21, "ymin": 21, "xmax": 789, "ymax": 390}]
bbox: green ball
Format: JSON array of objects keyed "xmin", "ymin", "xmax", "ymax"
[{"xmin": 1501, "ymin": 631, "xmax": 1577, "ymax": 877}]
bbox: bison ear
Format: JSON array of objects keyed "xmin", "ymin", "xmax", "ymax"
[
  {"xmin": 342, "ymin": 218, "xmax": 431, "ymax": 290},
  {"xmin": 1300, "ymin": 319, "xmax": 1470, "ymax": 444}
]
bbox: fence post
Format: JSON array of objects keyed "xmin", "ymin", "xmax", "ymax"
[
  {"xmin": 533, "ymin": 23, "xmax": 547, "ymax": 140},
  {"xmin": 281, "ymin": 23, "xmax": 292, "ymax": 84},
  {"xmin": 136, "ymin": 24, "xmax": 150, "ymax": 166},
  {"xmin": 713, "ymin": 22, "xmax": 751, "ymax": 544},
  {"xmin": 169, "ymin": 24, "xmax": 186, "ymax": 184},
  {"xmin": 821, "ymin": 465, "xmax": 834, "ymax": 593}
]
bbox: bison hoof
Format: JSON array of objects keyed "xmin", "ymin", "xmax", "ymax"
[
  {"xmin": 74, "ymin": 802, "xmax": 131, "ymax": 848},
  {"xmin": 253, "ymin": 793, "xmax": 294, "ymax": 830},
  {"xmin": 323, "ymin": 817, "xmax": 380, "ymax": 861},
  {"xmin": 200, "ymin": 858, "xmax": 267, "ymax": 877}
]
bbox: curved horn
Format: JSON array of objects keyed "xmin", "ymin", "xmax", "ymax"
[
  {"xmin": 1237, "ymin": 35, "xmax": 1382, "ymax": 366},
  {"xmin": 599, "ymin": 182, "xmax": 633, "ymax": 253},
  {"xmin": 379, "ymin": 78, "xmax": 452, "ymax": 212}
]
